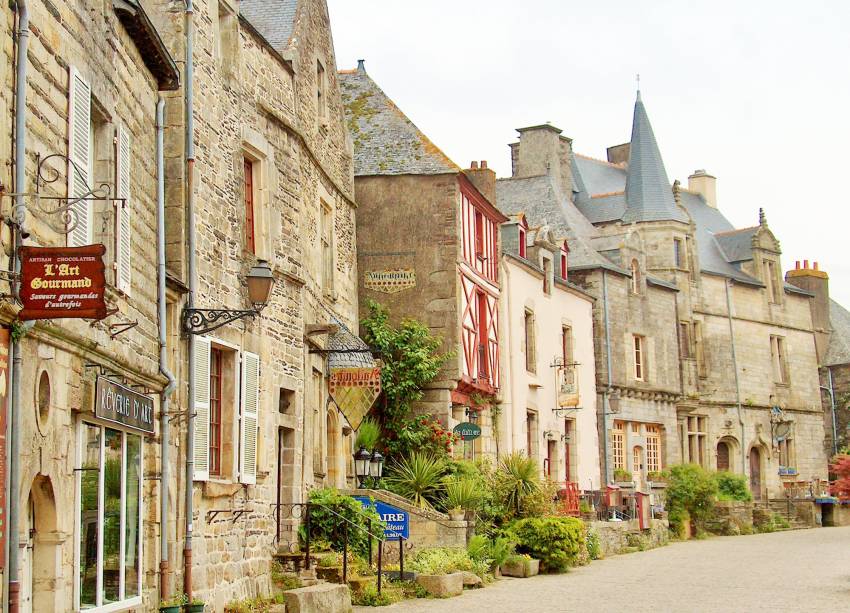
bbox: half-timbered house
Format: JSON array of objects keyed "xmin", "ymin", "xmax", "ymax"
[{"xmin": 341, "ymin": 63, "xmax": 507, "ymax": 457}]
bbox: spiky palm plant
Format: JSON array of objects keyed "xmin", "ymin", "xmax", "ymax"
[
  {"xmin": 384, "ymin": 452, "xmax": 446, "ymax": 509},
  {"xmin": 498, "ymin": 452, "xmax": 540, "ymax": 514}
]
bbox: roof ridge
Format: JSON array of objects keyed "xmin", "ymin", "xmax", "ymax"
[
  {"xmin": 591, "ymin": 191, "xmax": 625, "ymax": 199},
  {"xmin": 715, "ymin": 226, "xmax": 758, "ymax": 236},
  {"xmin": 575, "ymin": 152, "xmax": 625, "ymax": 168}
]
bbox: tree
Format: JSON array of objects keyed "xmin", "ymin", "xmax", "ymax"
[{"xmin": 830, "ymin": 454, "xmax": 850, "ymax": 500}]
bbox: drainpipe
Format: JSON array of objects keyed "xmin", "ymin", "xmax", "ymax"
[
  {"xmin": 826, "ymin": 368, "xmax": 838, "ymax": 456},
  {"xmin": 156, "ymin": 97, "xmax": 176, "ymax": 600},
  {"xmin": 724, "ymin": 279, "xmax": 746, "ymax": 473},
  {"xmin": 502, "ymin": 256, "xmax": 514, "ymax": 457},
  {"xmin": 183, "ymin": 0, "xmax": 197, "ymax": 600},
  {"xmin": 601, "ymin": 270, "xmax": 613, "ymax": 485},
  {"xmin": 8, "ymin": 2, "xmax": 29, "ymax": 612}
]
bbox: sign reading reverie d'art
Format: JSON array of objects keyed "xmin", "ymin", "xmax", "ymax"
[
  {"xmin": 19, "ymin": 244, "xmax": 107, "ymax": 320},
  {"xmin": 364, "ymin": 269, "xmax": 416, "ymax": 294},
  {"xmin": 95, "ymin": 377, "xmax": 155, "ymax": 435},
  {"xmin": 328, "ymin": 367, "xmax": 381, "ymax": 431}
]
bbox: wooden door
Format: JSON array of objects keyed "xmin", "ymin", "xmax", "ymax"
[
  {"xmin": 717, "ymin": 442, "xmax": 730, "ymax": 471},
  {"xmin": 749, "ymin": 447, "xmax": 762, "ymax": 500}
]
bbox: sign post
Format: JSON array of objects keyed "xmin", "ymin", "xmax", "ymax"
[{"xmin": 354, "ymin": 497, "xmax": 409, "ymax": 540}]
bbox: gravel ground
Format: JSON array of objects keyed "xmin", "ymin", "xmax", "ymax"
[{"xmin": 356, "ymin": 526, "xmax": 850, "ymax": 613}]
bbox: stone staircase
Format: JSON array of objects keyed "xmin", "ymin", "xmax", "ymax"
[{"xmin": 766, "ymin": 499, "xmax": 813, "ymax": 530}]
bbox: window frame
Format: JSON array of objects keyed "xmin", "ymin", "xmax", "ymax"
[
  {"xmin": 630, "ymin": 259, "xmax": 641, "ymax": 294},
  {"xmin": 243, "ymin": 156, "xmax": 256, "ymax": 254},
  {"xmin": 633, "ymin": 334, "xmax": 646, "ymax": 381},
  {"xmin": 686, "ymin": 416, "xmax": 708, "ymax": 467},
  {"xmin": 612, "ymin": 421, "xmax": 625, "ymax": 470},
  {"xmin": 645, "ymin": 424, "xmax": 661, "ymax": 473},
  {"xmin": 524, "ymin": 308, "xmax": 536, "ymax": 373},
  {"xmin": 770, "ymin": 335, "xmax": 789, "ymax": 384},
  {"xmin": 518, "ymin": 226, "xmax": 527, "ymax": 258},
  {"xmin": 320, "ymin": 200, "xmax": 335, "ymax": 295},
  {"xmin": 673, "ymin": 237, "xmax": 684, "ymax": 269},
  {"xmin": 209, "ymin": 347, "xmax": 224, "ymax": 476}
]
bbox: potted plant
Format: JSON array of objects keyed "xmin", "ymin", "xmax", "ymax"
[
  {"xmin": 185, "ymin": 597, "xmax": 205, "ymax": 613},
  {"xmin": 500, "ymin": 553, "xmax": 539, "ymax": 578},
  {"xmin": 613, "ymin": 468, "xmax": 633, "ymax": 484},
  {"xmin": 159, "ymin": 593, "xmax": 187, "ymax": 613},
  {"xmin": 445, "ymin": 477, "xmax": 481, "ymax": 521}
]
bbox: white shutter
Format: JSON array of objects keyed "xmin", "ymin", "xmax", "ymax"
[
  {"xmin": 239, "ymin": 351, "xmax": 260, "ymax": 485},
  {"xmin": 192, "ymin": 336, "xmax": 211, "ymax": 481},
  {"xmin": 116, "ymin": 124, "xmax": 131, "ymax": 293},
  {"xmin": 67, "ymin": 67, "xmax": 92, "ymax": 247}
]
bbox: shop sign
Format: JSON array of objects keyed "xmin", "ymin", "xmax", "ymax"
[
  {"xmin": 453, "ymin": 421, "xmax": 481, "ymax": 441},
  {"xmin": 557, "ymin": 363, "xmax": 580, "ymax": 408},
  {"xmin": 354, "ymin": 497, "xmax": 409, "ymax": 540},
  {"xmin": 95, "ymin": 377, "xmax": 155, "ymax": 434},
  {"xmin": 0, "ymin": 328, "xmax": 9, "ymax": 569},
  {"xmin": 328, "ymin": 367, "xmax": 381, "ymax": 431},
  {"xmin": 364, "ymin": 269, "xmax": 416, "ymax": 294},
  {"xmin": 19, "ymin": 245, "xmax": 107, "ymax": 320}
]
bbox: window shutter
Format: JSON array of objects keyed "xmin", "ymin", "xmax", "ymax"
[
  {"xmin": 239, "ymin": 351, "xmax": 260, "ymax": 485},
  {"xmin": 192, "ymin": 336, "xmax": 211, "ymax": 481},
  {"xmin": 68, "ymin": 67, "xmax": 92, "ymax": 247},
  {"xmin": 116, "ymin": 124, "xmax": 131, "ymax": 293}
]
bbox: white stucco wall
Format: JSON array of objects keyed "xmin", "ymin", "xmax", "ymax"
[{"xmin": 499, "ymin": 254, "xmax": 601, "ymax": 489}]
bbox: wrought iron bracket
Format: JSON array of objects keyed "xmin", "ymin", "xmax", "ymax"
[
  {"xmin": 181, "ymin": 307, "xmax": 259, "ymax": 336},
  {"xmin": 207, "ymin": 509, "xmax": 247, "ymax": 522},
  {"xmin": 109, "ymin": 319, "xmax": 138, "ymax": 339}
]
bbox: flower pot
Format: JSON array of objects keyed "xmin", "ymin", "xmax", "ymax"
[
  {"xmin": 185, "ymin": 605, "xmax": 205, "ymax": 613},
  {"xmin": 448, "ymin": 508, "xmax": 465, "ymax": 521},
  {"xmin": 160, "ymin": 606, "xmax": 181, "ymax": 613}
]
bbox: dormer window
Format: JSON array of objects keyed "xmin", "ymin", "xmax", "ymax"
[
  {"xmin": 560, "ymin": 241, "xmax": 569, "ymax": 280},
  {"xmin": 518, "ymin": 226, "xmax": 527, "ymax": 258},
  {"xmin": 630, "ymin": 259, "xmax": 641, "ymax": 294},
  {"xmin": 764, "ymin": 259, "xmax": 782, "ymax": 304}
]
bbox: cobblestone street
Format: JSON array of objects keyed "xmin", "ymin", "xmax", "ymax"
[{"xmin": 361, "ymin": 527, "xmax": 850, "ymax": 613}]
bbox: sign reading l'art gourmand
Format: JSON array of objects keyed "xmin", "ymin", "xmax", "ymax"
[{"xmin": 19, "ymin": 244, "xmax": 107, "ymax": 320}]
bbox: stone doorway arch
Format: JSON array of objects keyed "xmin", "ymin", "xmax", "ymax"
[
  {"xmin": 716, "ymin": 436, "xmax": 739, "ymax": 472},
  {"xmin": 23, "ymin": 474, "xmax": 62, "ymax": 613}
]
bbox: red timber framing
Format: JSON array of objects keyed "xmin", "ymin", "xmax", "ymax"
[{"xmin": 457, "ymin": 175, "xmax": 506, "ymax": 395}]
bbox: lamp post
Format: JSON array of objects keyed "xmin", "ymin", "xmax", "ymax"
[
  {"xmin": 354, "ymin": 446, "xmax": 371, "ymax": 489},
  {"xmin": 369, "ymin": 450, "xmax": 384, "ymax": 485},
  {"xmin": 182, "ymin": 259, "xmax": 275, "ymax": 335}
]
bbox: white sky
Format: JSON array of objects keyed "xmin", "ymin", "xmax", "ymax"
[{"xmin": 327, "ymin": 0, "xmax": 850, "ymax": 307}]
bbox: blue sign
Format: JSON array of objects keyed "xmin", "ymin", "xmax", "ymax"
[{"xmin": 354, "ymin": 497, "xmax": 410, "ymax": 540}]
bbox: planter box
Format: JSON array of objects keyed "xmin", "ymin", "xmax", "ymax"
[
  {"xmin": 500, "ymin": 558, "xmax": 540, "ymax": 578},
  {"xmin": 347, "ymin": 575, "xmax": 376, "ymax": 595},
  {"xmin": 160, "ymin": 607, "xmax": 181, "ymax": 613},
  {"xmin": 415, "ymin": 572, "xmax": 464, "ymax": 597},
  {"xmin": 185, "ymin": 605, "xmax": 205, "ymax": 613},
  {"xmin": 316, "ymin": 565, "xmax": 345, "ymax": 584}
]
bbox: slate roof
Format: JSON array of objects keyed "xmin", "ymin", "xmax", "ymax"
[
  {"xmin": 339, "ymin": 67, "xmax": 459, "ymax": 176},
  {"xmin": 240, "ymin": 0, "xmax": 299, "ymax": 54},
  {"xmin": 825, "ymin": 299, "xmax": 850, "ymax": 367},
  {"xmin": 327, "ymin": 319, "xmax": 377, "ymax": 369},
  {"xmin": 622, "ymin": 93, "xmax": 689, "ymax": 224},
  {"xmin": 715, "ymin": 227, "xmax": 759, "ymax": 263}
]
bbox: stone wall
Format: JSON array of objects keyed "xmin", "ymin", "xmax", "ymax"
[
  {"xmin": 588, "ymin": 519, "xmax": 669, "ymax": 559},
  {"xmin": 706, "ymin": 501, "xmax": 754, "ymax": 535}
]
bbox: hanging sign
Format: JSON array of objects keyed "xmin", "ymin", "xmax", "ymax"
[
  {"xmin": 328, "ymin": 367, "xmax": 381, "ymax": 430},
  {"xmin": 19, "ymin": 244, "xmax": 107, "ymax": 320},
  {"xmin": 364, "ymin": 269, "xmax": 416, "ymax": 294},
  {"xmin": 0, "ymin": 328, "xmax": 9, "ymax": 569},
  {"xmin": 557, "ymin": 363, "xmax": 580, "ymax": 408},
  {"xmin": 95, "ymin": 377, "xmax": 155, "ymax": 434},
  {"xmin": 354, "ymin": 497, "xmax": 409, "ymax": 540},
  {"xmin": 453, "ymin": 422, "xmax": 481, "ymax": 441}
]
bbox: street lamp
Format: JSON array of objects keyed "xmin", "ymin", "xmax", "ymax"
[
  {"xmin": 182, "ymin": 259, "xmax": 276, "ymax": 335},
  {"xmin": 369, "ymin": 450, "xmax": 384, "ymax": 484},
  {"xmin": 354, "ymin": 446, "xmax": 372, "ymax": 488}
]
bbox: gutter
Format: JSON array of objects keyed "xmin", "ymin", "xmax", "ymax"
[{"xmin": 156, "ymin": 96, "xmax": 176, "ymax": 600}]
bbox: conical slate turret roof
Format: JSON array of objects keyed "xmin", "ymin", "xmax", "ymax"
[{"xmin": 622, "ymin": 92, "xmax": 689, "ymax": 223}]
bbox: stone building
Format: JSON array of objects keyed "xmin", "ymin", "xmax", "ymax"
[
  {"xmin": 498, "ymin": 213, "xmax": 601, "ymax": 488},
  {"xmin": 786, "ymin": 261, "xmax": 850, "ymax": 456},
  {"xmin": 496, "ymin": 93, "xmax": 827, "ymax": 499},
  {"xmin": 340, "ymin": 63, "xmax": 507, "ymax": 457},
  {"xmin": 0, "ymin": 0, "xmax": 179, "ymax": 611},
  {"xmin": 150, "ymin": 0, "xmax": 361, "ymax": 607}
]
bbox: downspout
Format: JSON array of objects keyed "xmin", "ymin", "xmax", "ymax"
[
  {"xmin": 156, "ymin": 97, "xmax": 176, "ymax": 600},
  {"xmin": 724, "ymin": 279, "xmax": 746, "ymax": 473},
  {"xmin": 827, "ymin": 368, "xmax": 838, "ymax": 456},
  {"xmin": 602, "ymin": 270, "xmax": 613, "ymax": 485},
  {"xmin": 183, "ymin": 0, "xmax": 197, "ymax": 600},
  {"xmin": 503, "ymin": 256, "xmax": 514, "ymax": 457},
  {"xmin": 8, "ymin": 2, "xmax": 29, "ymax": 612}
]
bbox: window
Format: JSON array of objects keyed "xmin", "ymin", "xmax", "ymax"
[
  {"xmin": 524, "ymin": 309, "xmax": 536, "ymax": 373},
  {"xmin": 560, "ymin": 249, "xmax": 568, "ymax": 280},
  {"xmin": 694, "ymin": 321, "xmax": 707, "ymax": 378},
  {"xmin": 686, "ymin": 416, "xmax": 707, "ymax": 466},
  {"xmin": 518, "ymin": 226, "xmax": 527, "ymax": 258},
  {"xmin": 764, "ymin": 260, "xmax": 782, "ymax": 303},
  {"xmin": 312, "ymin": 368, "xmax": 325, "ymax": 477},
  {"xmin": 542, "ymin": 257, "xmax": 552, "ymax": 294},
  {"xmin": 192, "ymin": 338, "xmax": 260, "ymax": 484},
  {"xmin": 612, "ymin": 421, "xmax": 625, "ymax": 470},
  {"xmin": 477, "ymin": 291, "xmax": 489, "ymax": 381},
  {"xmin": 474, "ymin": 210, "xmax": 484, "ymax": 258},
  {"xmin": 770, "ymin": 335, "xmax": 789, "ymax": 384},
  {"xmin": 717, "ymin": 441, "xmax": 730, "ymax": 471},
  {"xmin": 633, "ymin": 335, "xmax": 646, "ymax": 381},
  {"xmin": 679, "ymin": 322, "xmax": 693, "ymax": 358},
  {"xmin": 526, "ymin": 411, "xmax": 538, "ymax": 458},
  {"xmin": 630, "ymin": 259, "xmax": 641, "ymax": 294},
  {"xmin": 631, "ymin": 422, "xmax": 640, "ymax": 435},
  {"xmin": 778, "ymin": 436, "xmax": 795, "ymax": 472},
  {"xmin": 214, "ymin": 1, "xmax": 237, "ymax": 74},
  {"xmin": 78, "ymin": 424, "xmax": 143, "ymax": 609},
  {"xmin": 646, "ymin": 425, "xmax": 661, "ymax": 473},
  {"xmin": 244, "ymin": 157, "xmax": 256, "ymax": 253},
  {"xmin": 316, "ymin": 59, "xmax": 327, "ymax": 124},
  {"xmin": 320, "ymin": 201, "xmax": 334, "ymax": 294},
  {"xmin": 633, "ymin": 446, "xmax": 644, "ymax": 475},
  {"xmin": 674, "ymin": 238, "xmax": 684, "ymax": 268}
]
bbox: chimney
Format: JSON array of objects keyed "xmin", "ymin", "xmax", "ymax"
[
  {"xmin": 511, "ymin": 124, "xmax": 573, "ymax": 197},
  {"xmin": 464, "ymin": 160, "xmax": 496, "ymax": 205},
  {"xmin": 357, "ymin": 59, "xmax": 366, "ymax": 72},
  {"xmin": 688, "ymin": 169, "xmax": 717, "ymax": 208},
  {"xmin": 786, "ymin": 260, "xmax": 831, "ymax": 361},
  {"xmin": 607, "ymin": 143, "xmax": 630, "ymax": 165}
]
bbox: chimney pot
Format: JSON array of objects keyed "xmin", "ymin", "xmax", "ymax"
[
  {"xmin": 814, "ymin": 261, "xmax": 819, "ymax": 270},
  {"xmin": 357, "ymin": 59, "xmax": 366, "ymax": 71},
  {"xmin": 470, "ymin": 161, "xmax": 479, "ymax": 169},
  {"xmin": 804, "ymin": 259, "xmax": 809, "ymax": 269},
  {"xmin": 481, "ymin": 160, "xmax": 488, "ymax": 169},
  {"xmin": 795, "ymin": 261, "xmax": 800, "ymax": 270}
]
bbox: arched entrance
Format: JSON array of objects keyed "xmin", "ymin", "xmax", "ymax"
[
  {"xmin": 23, "ymin": 475, "xmax": 60, "ymax": 613},
  {"xmin": 717, "ymin": 441, "xmax": 730, "ymax": 471},
  {"xmin": 749, "ymin": 447, "xmax": 763, "ymax": 500}
]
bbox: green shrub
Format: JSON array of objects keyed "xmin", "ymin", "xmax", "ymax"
[
  {"xmin": 520, "ymin": 478, "xmax": 559, "ymax": 518},
  {"xmin": 384, "ymin": 452, "xmax": 447, "ymax": 509},
  {"xmin": 355, "ymin": 418, "xmax": 382, "ymax": 451},
  {"xmin": 666, "ymin": 464, "xmax": 718, "ymax": 534},
  {"xmin": 495, "ymin": 452, "xmax": 540, "ymax": 515},
  {"xmin": 714, "ymin": 471, "xmax": 753, "ymax": 502},
  {"xmin": 408, "ymin": 547, "xmax": 489, "ymax": 578},
  {"xmin": 352, "ymin": 583, "xmax": 402, "ymax": 607},
  {"xmin": 298, "ymin": 488, "xmax": 384, "ymax": 559},
  {"xmin": 445, "ymin": 477, "xmax": 482, "ymax": 511},
  {"xmin": 445, "ymin": 459, "xmax": 505, "ymax": 532},
  {"xmin": 579, "ymin": 499, "xmax": 593, "ymax": 515},
  {"xmin": 508, "ymin": 516, "xmax": 586, "ymax": 572},
  {"xmin": 613, "ymin": 468, "xmax": 633, "ymax": 482},
  {"xmin": 586, "ymin": 528, "xmax": 601, "ymax": 560},
  {"xmin": 467, "ymin": 535, "xmax": 515, "ymax": 571}
]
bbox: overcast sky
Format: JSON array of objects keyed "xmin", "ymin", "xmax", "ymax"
[{"xmin": 327, "ymin": 0, "xmax": 850, "ymax": 308}]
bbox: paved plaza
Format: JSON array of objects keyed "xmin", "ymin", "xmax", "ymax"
[{"xmin": 360, "ymin": 527, "xmax": 850, "ymax": 612}]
